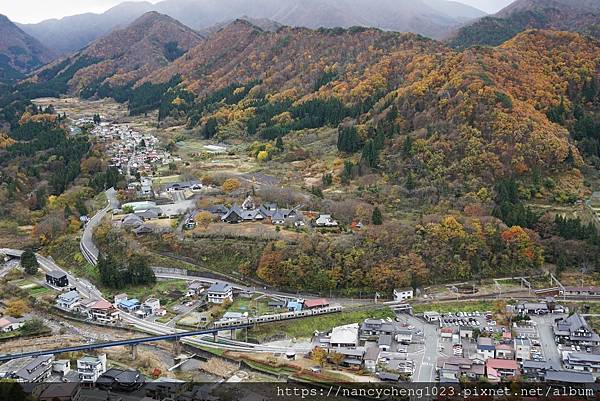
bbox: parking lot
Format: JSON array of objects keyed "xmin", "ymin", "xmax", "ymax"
[{"xmin": 438, "ymin": 311, "xmax": 507, "ymax": 335}]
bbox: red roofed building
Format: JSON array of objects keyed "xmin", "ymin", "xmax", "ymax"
[
  {"xmin": 87, "ymin": 300, "xmax": 120, "ymax": 324},
  {"xmin": 303, "ymin": 299, "xmax": 330, "ymax": 309},
  {"xmin": 486, "ymin": 358, "xmax": 519, "ymax": 381}
]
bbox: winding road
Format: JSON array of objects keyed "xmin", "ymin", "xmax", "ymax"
[{"xmin": 80, "ymin": 187, "xmax": 119, "ymax": 265}]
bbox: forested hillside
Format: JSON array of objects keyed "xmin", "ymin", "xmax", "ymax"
[
  {"xmin": 448, "ymin": 0, "xmax": 600, "ymax": 49},
  {"xmin": 0, "ymin": 14, "xmax": 54, "ymax": 85},
  {"xmin": 130, "ymin": 26, "xmax": 599, "ymax": 200},
  {"xmin": 21, "ymin": 12, "xmax": 203, "ymax": 99}
]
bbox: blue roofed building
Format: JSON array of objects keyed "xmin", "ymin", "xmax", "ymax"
[{"xmin": 117, "ymin": 299, "xmax": 141, "ymax": 312}]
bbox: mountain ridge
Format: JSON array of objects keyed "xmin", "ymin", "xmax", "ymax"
[
  {"xmin": 448, "ymin": 0, "xmax": 600, "ymax": 49},
  {"xmin": 23, "ymin": 11, "xmax": 203, "ymax": 96},
  {"xmin": 0, "ymin": 14, "xmax": 54, "ymax": 83},
  {"xmin": 17, "ymin": 0, "xmax": 486, "ymax": 55}
]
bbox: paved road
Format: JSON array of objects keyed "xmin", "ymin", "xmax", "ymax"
[
  {"xmin": 532, "ymin": 315, "xmax": 563, "ymax": 369},
  {"xmin": 81, "ymin": 188, "xmax": 118, "ymax": 264},
  {"xmin": 402, "ymin": 313, "xmax": 438, "ymax": 382}
]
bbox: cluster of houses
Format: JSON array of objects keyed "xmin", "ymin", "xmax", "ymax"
[
  {"xmin": 438, "ymin": 330, "xmax": 521, "ymax": 383},
  {"xmin": 0, "ymin": 353, "xmax": 108, "ymax": 384},
  {"xmin": 128, "ymin": 178, "xmax": 205, "ymax": 202},
  {"xmin": 56, "ymin": 290, "xmax": 168, "ymax": 323},
  {"xmin": 436, "ymin": 295, "xmax": 600, "ymax": 384},
  {"xmin": 312, "ymin": 318, "xmax": 418, "ymax": 381},
  {"xmin": 113, "ymin": 294, "xmax": 167, "ymax": 318},
  {"xmin": 56, "ymin": 292, "xmax": 121, "ymax": 325},
  {"xmin": 203, "ymin": 196, "xmax": 339, "ymax": 228},
  {"xmin": 91, "ymin": 123, "xmax": 175, "ymax": 178}
]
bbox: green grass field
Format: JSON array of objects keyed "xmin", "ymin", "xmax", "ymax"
[
  {"xmin": 412, "ymin": 300, "xmax": 499, "ymax": 314},
  {"xmin": 27, "ymin": 286, "xmax": 52, "ymax": 296},
  {"xmin": 226, "ymin": 296, "xmax": 279, "ymax": 317},
  {"xmin": 243, "ymin": 307, "xmax": 395, "ymax": 342}
]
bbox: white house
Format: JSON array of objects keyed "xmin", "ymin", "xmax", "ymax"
[
  {"xmin": 207, "ymin": 282, "xmax": 233, "ymax": 304},
  {"xmin": 477, "ymin": 337, "xmax": 496, "ymax": 360},
  {"xmin": 187, "ymin": 281, "xmax": 204, "ymax": 297},
  {"xmin": 143, "ymin": 298, "xmax": 161, "ymax": 314},
  {"xmin": 85, "ymin": 300, "xmax": 120, "ymax": 324},
  {"xmin": 393, "ymin": 288, "xmax": 414, "ymax": 301},
  {"xmin": 315, "ymin": 214, "xmax": 338, "ymax": 227},
  {"xmin": 330, "ymin": 323, "xmax": 359, "ymax": 348},
  {"xmin": 514, "ymin": 338, "xmax": 532, "ymax": 361},
  {"xmin": 57, "ymin": 290, "xmax": 81, "ymax": 310},
  {"xmin": 77, "ymin": 354, "xmax": 107, "ymax": 383},
  {"xmin": 52, "ymin": 360, "xmax": 71, "ymax": 376}
]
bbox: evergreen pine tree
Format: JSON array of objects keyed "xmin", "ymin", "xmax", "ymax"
[
  {"xmin": 372, "ymin": 207, "xmax": 383, "ymax": 225},
  {"xmin": 21, "ymin": 249, "xmax": 39, "ymax": 275}
]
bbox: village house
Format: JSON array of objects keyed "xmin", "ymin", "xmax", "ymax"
[
  {"xmin": 330, "ymin": 323, "xmax": 360, "ymax": 348},
  {"xmin": 0, "ymin": 316, "xmax": 25, "ymax": 332},
  {"xmin": 494, "ymin": 344, "xmax": 514, "ymax": 360},
  {"xmin": 143, "ymin": 298, "xmax": 161, "ymax": 315},
  {"xmin": 118, "ymin": 298, "xmax": 141, "ymax": 313},
  {"xmin": 51, "ymin": 360, "xmax": 71, "ymax": 377},
  {"xmin": 486, "ymin": 358, "xmax": 519, "ymax": 381},
  {"xmin": 436, "ymin": 357, "xmax": 485, "ymax": 381},
  {"xmin": 38, "ymin": 383, "xmax": 81, "ymax": 401},
  {"xmin": 521, "ymin": 360, "xmax": 558, "ymax": 380},
  {"xmin": 563, "ymin": 352, "xmax": 600, "ymax": 372},
  {"xmin": 0, "ymin": 355, "xmax": 54, "ymax": 382},
  {"xmin": 516, "ymin": 302, "xmax": 549, "ymax": 315},
  {"xmin": 86, "ymin": 300, "xmax": 120, "ymax": 324},
  {"xmin": 364, "ymin": 346, "xmax": 380, "ymax": 372},
  {"xmin": 544, "ymin": 369, "xmax": 594, "ymax": 383},
  {"xmin": 393, "ymin": 287, "xmax": 414, "ymax": 302},
  {"xmin": 423, "ymin": 311, "xmax": 440, "ymax": 322},
  {"xmin": 514, "ymin": 337, "xmax": 532, "ymax": 361},
  {"xmin": 207, "ymin": 282, "xmax": 233, "ymax": 304},
  {"xmin": 554, "ymin": 313, "xmax": 600, "ymax": 346},
  {"xmin": 459, "ymin": 326, "xmax": 474, "ymax": 339},
  {"xmin": 46, "ymin": 270, "xmax": 69, "ymax": 288},
  {"xmin": 360, "ymin": 319, "xmax": 385, "ymax": 339},
  {"xmin": 186, "ymin": 281, "xmax": 204, "ymax": 297},
  {"xmin": 314, "ymin": 214, "xmax": 338, "ymax": 227},
  {"xmin": 218, "ymin": 197, "xmax": 306, "ymax": 227},
  {"xmin": 56, "ymin": 290, "xmax": 81, "ymax": 310},
  {"xmin": 333, "ymin": 347, "xmax": 365, "ymax": 368},
  {"xmin": 476, "ymin": 337, "xmax": 495, "ymax": 360},
  {"xmin": 77, "ymin": 354, "xmax": 107, "ymax": 383}
]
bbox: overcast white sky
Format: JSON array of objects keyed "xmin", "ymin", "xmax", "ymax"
[
  {"xmin": 1, "ymin": 0, "xmax": 515, "ymax": 24},
  {"xmin": 0, "ymin": 0, "xmax": 158, "ymax": 23}
]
